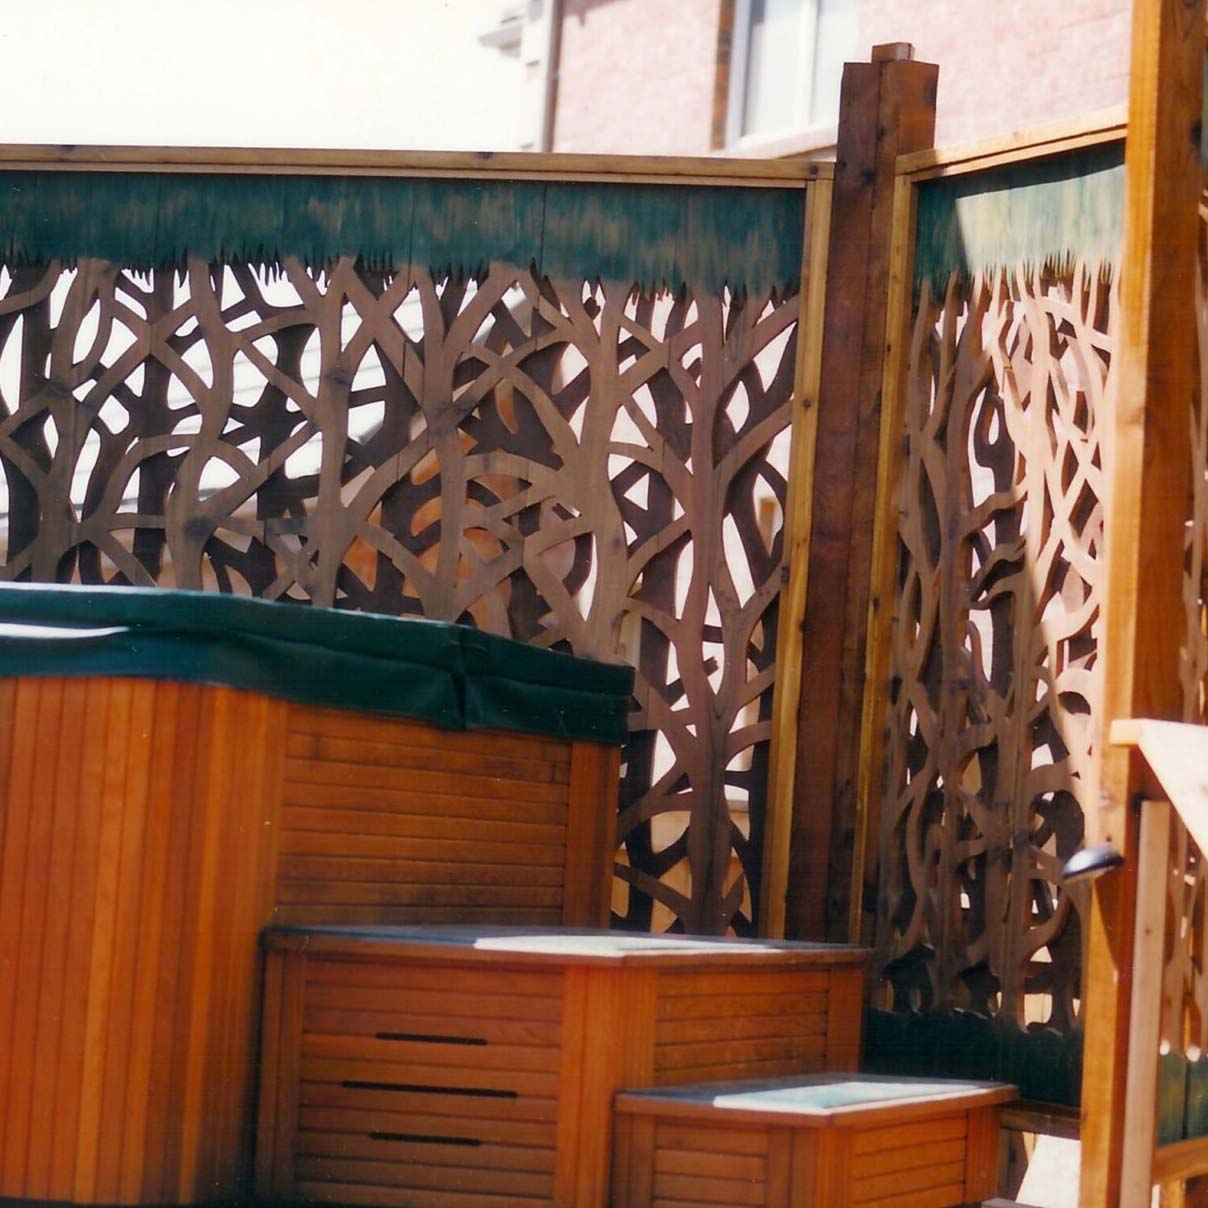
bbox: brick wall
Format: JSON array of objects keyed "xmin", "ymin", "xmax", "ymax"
[
  {"xmin": 553, "ymin": 0, "xmax": 723, "ymax": 155},
  {"xmin": 857, "ymin": 0, "xmax": 1129, "ymax": 146},
  {"xmin": 550, "ymin": 0, "xmax": 1130, "ymax": 155}
]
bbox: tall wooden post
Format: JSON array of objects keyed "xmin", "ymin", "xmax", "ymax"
[
  {"xmin": 780, "ymin": 44, "xmax": 937, "ymax": 941},
  {"xmin": 1079, "ymin": 0, "xmax": 1202, "ymax": 1203}
]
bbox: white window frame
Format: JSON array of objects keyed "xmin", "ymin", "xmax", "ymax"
[{"xmin": 724, "ymin": 0, "xmax": 837, "ymax": 151}]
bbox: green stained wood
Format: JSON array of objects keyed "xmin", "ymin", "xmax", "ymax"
[
  {"xmin": 1158, "ymin": 1051, "xmax": 1190, "ymax": 1145},
  {"xmin": 863, "ymin": 1009, "xmax": 1082, "ymax": 1107},
  {"xmin": 913, "ymin": 142, "xmax": 1125, "ymax": 290},
  {"xmin": 0, "ymin": 170, "xmax": 803, "ymax": 296}
]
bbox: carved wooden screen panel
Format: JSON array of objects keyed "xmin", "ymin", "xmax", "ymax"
[
  {"xmin": 0, "ymin": 237, "xmax": 803, "ymax": 935},
  {"xmin": 875, "ymin": 263, "xmax": 1109, "ymax": 1055}
]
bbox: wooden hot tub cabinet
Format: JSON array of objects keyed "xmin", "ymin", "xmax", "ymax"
[
  {"xmin": 0, "ymin": 584, "xmax": 631, "ymax": 1206},
  {"xmin": 255, "ymin": 924, "xmax": 869, "ymax": 1208}
]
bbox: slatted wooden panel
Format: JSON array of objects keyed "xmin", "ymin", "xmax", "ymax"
[
  {"xmin": 0, "ymin": 676, "xmax": 282, "ymax": 1205},
  {"xmin": 651, "ymin": 968, "xmax": 851, "ymax": 1085},
  {"xmin": 613, "ymin": 1092, "xmax": 1005, "ymax": 1208},
  {"xmin": 275, "ymin": 703, "xmax": 610, "ymax": 927},
  {"xmin": 287, "ymin": 955, "xmax": 564, "ymax": 1207},
  {"xmin": 257, "ymin": 931, "xmax": 867, "ymax": 1208}
]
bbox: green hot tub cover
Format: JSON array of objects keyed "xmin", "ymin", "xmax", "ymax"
[{"xmin": 0, "ymin": 583, "xmax": 634, "ymax": 744}]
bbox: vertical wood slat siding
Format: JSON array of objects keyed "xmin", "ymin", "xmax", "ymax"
[
  {"xmin": 0, "ymin": 677, "xmax": 619, "ymax": 1203},
  {"xmin": 0, "ymin": 679, "xmax": 282, "ymax": 1203}
]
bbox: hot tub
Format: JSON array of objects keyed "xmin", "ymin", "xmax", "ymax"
[{"xmin": 0, "ymin": 584, "xmax": 631, "ymax": 1205}]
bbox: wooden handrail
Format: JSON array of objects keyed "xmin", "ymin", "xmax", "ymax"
[{"xmin": 1109, "ymin": 719, "xmax": 1208, "ymax": 850}]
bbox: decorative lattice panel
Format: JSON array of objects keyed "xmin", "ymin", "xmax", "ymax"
[
  {"xmin": 0, "ymin": 255, "xmax": 800, "ymax": 936},
  {"xmin": 875, "ymin": 263, "xmax": 1110, "ymax": 1032}
]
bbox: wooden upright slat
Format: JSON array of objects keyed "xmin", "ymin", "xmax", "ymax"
[
  {"xmin": 761, "ymin": 174, "xmax": 832, "ymax": 938},
  {"xmin": 785, "ymin": 44, "xmax": 937, "ymax": 942},
  {"xmin": 563, "ymin": 741, "xmax": 621, "ymax": 927},
  {"xmin": 1079, "ymin": 1, "xmax": 1204, "ymax": 1205},
  {"xmin": 0, "ymin": 678, "xmax": 287, "ymax": 1205}
]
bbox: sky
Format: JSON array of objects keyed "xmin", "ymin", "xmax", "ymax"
[{"xmin": 0, "ymin": 0, "xmax": 525, "ymax": 150}]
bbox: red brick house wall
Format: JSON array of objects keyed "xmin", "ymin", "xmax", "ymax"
[
  {"xmin": 553, "ymin": 0, "xmax": 724, "ymax": 155},
  {"xmin": 550, "ymin": 0, "xmax": 1129, "ymax": 154}
]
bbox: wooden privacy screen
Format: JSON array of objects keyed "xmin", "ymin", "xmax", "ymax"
[
  {"xmin": 864, "ymin": 142, "xmax": 1118, "ymax": 1101},
  {"xmin": 0, "ymin": 154, "xmax": 827, "ymax": 936},
  {"xmin": 0, "ymin": 675, "xmax": 619, "ymax": 1204},
  {"xmin": 864, "ymin": 132, "xmax": 1208, "ymax": 1117}
]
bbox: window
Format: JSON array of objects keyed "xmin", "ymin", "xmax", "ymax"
[{"xmin": 725, "ymin": 0, "xmax": 858, "ymax": 147}]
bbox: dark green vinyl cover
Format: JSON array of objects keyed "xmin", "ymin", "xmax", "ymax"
[{"xmin": 0, "ymin": 583, "xmax": 633, "ymax": 744}]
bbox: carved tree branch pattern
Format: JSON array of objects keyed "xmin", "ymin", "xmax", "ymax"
[
  {"xmin": 0, "ymin": 257, "xmax": 799, "ymax": 936},
  {"xmin": 877, "ymin": 263, "xmax": 1108, "ymax": 1032}
]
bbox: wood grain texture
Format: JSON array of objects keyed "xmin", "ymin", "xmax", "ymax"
[
  {"xmin": 614, "ymin": 1081, "xmax": 1008, "ymax": 1208},
  {"xmin": 0, "ymin": 143, "xmax": 822, "ymax": 186},
  {"xmin": 0, "ymin": 678, "xmax": 281, "ymax": 1204},
  {"xmin": 785, "ymin": 51, "xmax": 937, "ymax": 943},
  {"xmin": 256, "ymin": 932, "xmax": 860, "ymax": 1207},
  {"xmin": 1080, "ymin": 0, "xmax": 1203, "ymax": 1204},
  {"xmin": 275, "ymin": 703, "xmax": 611, "ymax": 928},
  {"xmin": 761, "ymin": 176, "xmax": 832, "ymax": 938}
]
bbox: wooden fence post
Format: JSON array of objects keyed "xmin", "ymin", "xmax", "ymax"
[
  {"xmin": 1079, "ymin": 0, "xmax": 1202, "ymax": 1204},
  {"xmin": 781, "ymin": 44, "xmax": 937, "ymax": 942}
]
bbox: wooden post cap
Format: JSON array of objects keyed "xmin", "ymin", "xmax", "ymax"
[{"xmin": 871, "ymin": 42, "xmax": 915, "ymax": 62}]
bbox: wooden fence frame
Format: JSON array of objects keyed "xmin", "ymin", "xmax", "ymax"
[
  {"xmin": 840, "ymin": 2, "xmax": 1205, "ymax": 1204},
  {"xmin": 0, "ymin": 141, "xmax": 835, "ymax": 939}
]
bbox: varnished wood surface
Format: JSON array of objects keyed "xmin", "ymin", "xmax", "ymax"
[
  {"xmin": 785, "ymin": 50, "xmax": 936, "ymax": 942},
  {"xmin": 275, "ymin": 705, "xmax": 614, "ymax": 929},
  {"xmin": 897, "ymin": 107, "xmax": 1125, "ymax": 180},
  {"xmin": 256, "ymin": 931, "xmax": 864, "ymax": 1207},
  {"xmin": 0, "ymin": 143, "xmax": 827, "ymax": 187},
  {"xmin": 613, "ymin": 1078, "xmax": 1009, "ymax": 1207},
  {"xmin": 1080, "ymin": 0, "xmax": 1204, "ymax": 1205},
  {"xmin": 0, "ymin": 678, "xmax": 281, "ymax": 1204},
  {"xmin": 262, "ymin": 924, "xmax": 868, "ymax": 969},
  {"xmin": 0, "ymin": 677, "xmax": 620, "ymax": 1204}
]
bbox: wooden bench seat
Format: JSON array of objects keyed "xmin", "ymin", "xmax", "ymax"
[{"xmin": 612, "ymin": 1073, "xmax": 1016, "ymax": 1208}]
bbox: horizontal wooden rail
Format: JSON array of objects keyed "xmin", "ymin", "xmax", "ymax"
[
  {"xmin": 1152, "ymin": 1136, "xmax": 1208, "ymax": 1185},
  {"xmin": 1109, "ymin": 719, "xmax": 1208, "ymax": 847},
  {"xmin": 1001, "ymin": 1102, "xmax": 1081, "ymax": 1141},
  {"xmin": 0, "ymin": 143, "xmax": 830, "ymax": 188},
  {"xmin": 896, "ymin": 106, "xmax": 1126, "ymax": 182}
]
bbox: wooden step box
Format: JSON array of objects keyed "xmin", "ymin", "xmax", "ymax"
[
  {"xmin": 256, "ymin": 925, "xmax": 868, "ymax": 1208},
  {"xmin": 613, "ymin": 1074, "xmax": 1016, "ymax": 1208}
]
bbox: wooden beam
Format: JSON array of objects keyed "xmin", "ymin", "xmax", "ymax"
[
  {"xmin": 760, "ymin": 176, "xmax": 833, "ymax": 937},
  {"xmin": 1078, "ymin": 0, "xmax": 1203, "ymax": 1204},
  {"xmin": 783, "ymin": 45, "xmax": 937, "ymax": 942},
  {"xmin": 896, "ymin": 105, "xmax": 1127, "ymax": 180},
  {"xmin": 1110, "ymin": 720, "xmax": 1208, "ymax": 847},
  {"xmin": 1120, "ymin": 800, "xmax": 1173, "ymax": 1205},
  {"xmin": 0, "ymin": 143, "xmax": 826, "ymax": 188}
]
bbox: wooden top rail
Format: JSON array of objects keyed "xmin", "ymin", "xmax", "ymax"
[
  {"xmin": 1108, "ymin": 718, "xmax": 1208, "ymax": 848},
  {"xmin": 1107, "ymin": 719, "xmax": 1208, "ymax": 1191},
  {"xmin": 0, "ymin": 143, "xmax": 831, "ymax": 187},
  {"xmin": 896, "ymin": 106, "xmax": 1126, "ymax": 181}
]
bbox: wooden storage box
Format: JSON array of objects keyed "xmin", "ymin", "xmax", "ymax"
[
  {"xmin": 256, "ymin": 925, "xmax": 868, "ymax": 1207},
  {"xmin": 0, "ymin": 585, "xmax": 630, "ymax": 1205},
  {"xmin": 612, "ymin": 1074, "xmax": 1016, "ymax": 1208}
]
